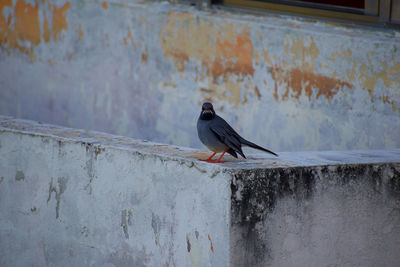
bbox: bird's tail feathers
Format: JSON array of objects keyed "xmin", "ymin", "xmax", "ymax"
[{"xmin": 240, "ymin": 138, "xmax": 278, "ymax": 157}]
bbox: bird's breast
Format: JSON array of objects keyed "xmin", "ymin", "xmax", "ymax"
[{"xmin": 197, "ymin": 119, "xmax": 228, "ymax": 152}]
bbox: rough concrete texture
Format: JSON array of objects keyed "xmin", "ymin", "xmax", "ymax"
[
  {"xmin": 0, "ymin": 117, "xmax": 231, "ymax": 267},
  {"xmin": 1, "ymin": 117, "xmax": 400, "ymax": 267},
  {"xmin": 0, "ymin": 0, "xmax": 399, "ymax": 152}
]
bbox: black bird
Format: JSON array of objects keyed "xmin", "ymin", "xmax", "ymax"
[{"xmin": 197, "ymin": 102, "xmax": 278, "ymax": 163}]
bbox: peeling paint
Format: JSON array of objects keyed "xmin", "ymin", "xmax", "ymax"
[
  {"xmin": 52, "ymin": 2, "xmax": 70, "ymax": 42},
  {"xmin": 268, "ymin": 36, "xmax": 353, "ymax": 102},
  {"xmin": 160, "ymin": 12, "xmax": 255, "ymax": 105},
  {"xmin": 0, "ymin": 0, "xmax": 398, "ymax": 153},
  {"xmin": 359, "ymin": 60, "xmax": 400, "ymax": 107},
  {"xmin": 160, "ymin": 12, "xmax": 254, "ymax": 80},
  {"xmin": 0, "ymin": 0, "xmax": 70, "ymax": 58},
  {"xmin": 187, "ymin": 231, "xmax": 203, "ymax": 266},
  {"xmin": 271, "ymin": 66, "xmax": 353, "ymax": 102}
]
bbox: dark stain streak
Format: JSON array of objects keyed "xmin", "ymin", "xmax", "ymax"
[
  {"xmin": 152, "ymin": 213, "xmax": 161, "ymax": 245},
  {"xmin": 200, "ymin": 88, "xmax": 214, "ymax": 93},
  {"xmin": 83, "ymin": 143, "xmax": 105, "ymax": 194},
  {"xmin": 121, "ymin": 210, "xmax": 129, "ymax": 239},
  {"xmin": 121, "ymin": 209, "xmax": 133, "ymax": 239},
  {"xmin": 58, "ymin": 140, "xmax": 66, "ymax": 157},
  {"xmin": 15, "ymin": 170, "xmax": 25, "ymax": 181},
  {"xmin": 83, "ymin": 142, "xmax": 105, "ymax": 160},
  {"xmin": 186, "ymin": 234, "xmax": 191, "ymax": 252},
  {"xmin": 254, "ymin": 86, "xmax": 261, "ymax": 99},
  {"xmin": 210, "ymin": 170, "xmax": 220, "ymax": 179},
  {"xmin": 185, "ymin": 161, "xmax": 207, "ymax": 174},
  {"xmin": 47, "ymin": 177, "xmax": 68, "ymax": 219}
]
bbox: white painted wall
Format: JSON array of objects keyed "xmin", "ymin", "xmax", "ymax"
[{"xmin": 0, "ymin": 120, "xmax": 231, "ymax": 266}]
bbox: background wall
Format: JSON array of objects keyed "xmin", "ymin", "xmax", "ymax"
[{"xmin": 1, "ymin": 0, "xmax": 399, "ymax": 151}]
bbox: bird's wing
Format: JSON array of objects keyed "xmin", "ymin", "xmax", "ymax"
[
  {"xmin": 209, "ymin": 116, "xmax": 246, "ymax": 158},
  {"xmin": 227, "ymin": 148, "xmax": 238, "ymax": 158}
]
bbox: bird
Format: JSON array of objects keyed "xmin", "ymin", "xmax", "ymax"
[{"xmin": 197, "ymin": 102, "xmax": 278, "ymax": 163}]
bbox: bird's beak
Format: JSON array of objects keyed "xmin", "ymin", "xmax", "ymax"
[{"xmin": 203, "ymin": 108, "xmax": 213, "ymax": 114}]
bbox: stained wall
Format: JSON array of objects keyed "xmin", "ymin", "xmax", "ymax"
[{"xmin": 1, "ymin": 0, "xmax": 399, "ymax": 151}]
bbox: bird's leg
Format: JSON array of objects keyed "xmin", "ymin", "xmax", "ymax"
[
  {"xmin": 199, "ymin": 152, "xmax": 217, "ymax": 162},
  {"xmin": 207, "ymin": 149, "xmax": 228, "ymax": 163},
  {"xmin": 214, "ymin": 150, "xmax": 227, "ymax": 163}
]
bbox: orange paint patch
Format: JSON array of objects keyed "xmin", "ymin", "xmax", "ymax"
[
  {"xmin": 359, "ymin": 61, "xmax": 400, "ymax": 102},
  {"xmin": 271, "ymin": 66, "xmax": 352, "ymax": 102},
  {"xmin": 382, "ymin": 95, "xmax": 399, "ymax": 112},
  {"xmin": 14, "ymin": 0, "xmax": 41, "ymax": 46},
  {"xmin": 43, "ymin": 15, "xmax": 51, "ymax": 42},
  {"xmin": 0, "ymin": 0, "xmax": 70, "ymax": 57},
  {"xmin": 0, "ymin": 0, "xmax": 40, "ymax": 56},
  {"xmin": 141, "ymin": 48, "xmax": 148, "ymax": 63},
  {"xmin": 208, "ymin": 234, "xmax": 214, "ymax": 253},
  {"xmin": 211, "ymin": 29, "xmax": 254, "ymax": 82},
  {"xmin": 0, "ymin": 1, "xmax": 12, "ymax": 23},
  {"xmin": 200, "ymin": 88, "xmax": 214, "ymax": 93},
  {"xmin": 269, "ymin": 36, "xmax": 353, "ymax": 103},
  {"xmin": 127, "ymin": 28, "xmax": 136, "ymax": 48},
  {"xmin": 78, "ymin": 24, "xmax": 84, "ymax": 40},
  {"xmin": 160, "ymin": 12, "xmax": 255, "ymax": 106},
  {"xmin": 102, "ymin": 1, "xmax": 109, "ymax": 9},
  {"xmin": 254, "ymin": 86, "xmax": 261, "ymax": 99},
  {"xmin": 52, "ymin": 2, "xmax": 70, "ymax": 41},
  {"xmin": 160, "ymin": 12, "xmax": 254, "ymax": 82}
]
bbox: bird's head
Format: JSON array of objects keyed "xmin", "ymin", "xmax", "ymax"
[{"xmin": 200, "ymin": 102, "xmax": 215, "ymax": 120}]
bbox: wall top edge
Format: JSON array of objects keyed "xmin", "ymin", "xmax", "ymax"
[{"xmin": 1, "ymin": 116, "xmax": 399, "ymax": 171}]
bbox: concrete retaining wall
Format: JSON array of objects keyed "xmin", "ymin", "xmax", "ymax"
[
  {"xmin": 1, "ymin": 117, "xmax": 400, "ymax": 266},
  {"xmin": 1, "ymin": 0, "xmax": 399, "ymax": 151}
]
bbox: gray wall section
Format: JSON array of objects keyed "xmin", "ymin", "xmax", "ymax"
[
  {"xmin": 1, "ymin": 0, "xmax": 399, "ymax": 152},
  {"xmin": 231, "ymin": 165, "xmax": 400, "ymax": 267},
  {"xmin": 1, "ymin": 117, "xmax": 400, "ymax": 266}
]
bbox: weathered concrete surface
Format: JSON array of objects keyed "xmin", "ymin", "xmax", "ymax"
[
  {"xmin": 0, "ymin": 116, "xmax": 231, "ymax": 267},
  {"xmin": 1, "ymin": 0, "xmax": 399, "ymax": 151},
  {"xmin": 231, "ymin": 164, "xmax": 400, "ymax": 267},
  {"xmin": 1, "ymin": 117, "xmax": 400, "ymax": 266}
]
